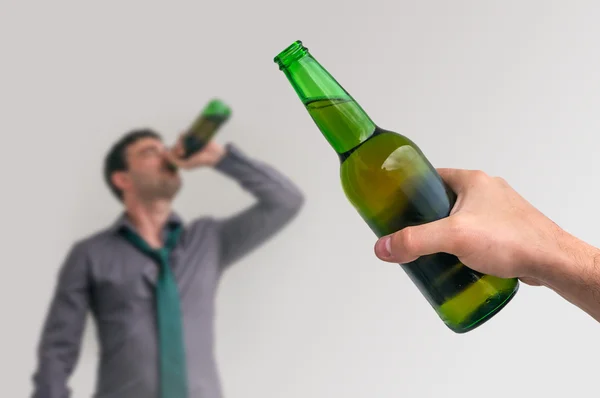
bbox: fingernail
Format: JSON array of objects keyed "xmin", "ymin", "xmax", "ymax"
[{"xmin": 375, "ymin": 236, "xmax": 392, "ymax": 259}]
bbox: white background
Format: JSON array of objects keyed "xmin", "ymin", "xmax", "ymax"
[{"xmin": 2, "ymin": 1, "xmax": 600, "ymax": 397}]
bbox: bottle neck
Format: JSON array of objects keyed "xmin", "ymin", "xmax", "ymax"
[{"xmin": 276, "ymin": 43, "xmax": 376, "ymax": 154}]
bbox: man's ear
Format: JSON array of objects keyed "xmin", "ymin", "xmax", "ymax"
[{"xmin": 111, "ymin": 171, "xmax": 130, "ymax": 192}]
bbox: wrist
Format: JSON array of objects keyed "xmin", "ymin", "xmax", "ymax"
[
  {"xmin": 531, "ymin": 229, "xmax": 600, "ymax": 322},
  {"xmin": 534, "ymin": 229, "xmax": 598, "ymax": 289},
  {"xmin": 208, "ymin": 145, "xmax": 227, "ymax": 167}
]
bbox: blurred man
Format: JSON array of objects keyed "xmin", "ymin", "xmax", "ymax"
[{"xmin": 32, "ymin": 129, "xmax": 304, "ymax": 398}]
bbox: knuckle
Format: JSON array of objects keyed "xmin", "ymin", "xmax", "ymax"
[
  {"xmin": 493, "ymin": 176, "xmax": 508, "ymax": 186},
  {"xmin": 470, "ymin": 170, "xmax": 490, "ymax": 184},
  {"xmin": 393, "ymin": 228, "xmax": 415, "ymax": 253}
]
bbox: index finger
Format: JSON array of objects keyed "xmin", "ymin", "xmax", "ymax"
[{"xmin": 435, "ymin": 168, "xmax": 471, "ymax": 194}]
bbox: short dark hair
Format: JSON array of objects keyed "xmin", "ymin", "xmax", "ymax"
[{"xmin": 103, "ymin": 128, "xmax": 162, "ymax": 201}]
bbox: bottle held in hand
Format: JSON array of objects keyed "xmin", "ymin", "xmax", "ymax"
[
  {"xmin": 182, "ymin": 98, "xmax": 231, "ymax": 158},
  {"xmin": 274, "ymin": 40, "xmax": 519, "ymax": 333}
]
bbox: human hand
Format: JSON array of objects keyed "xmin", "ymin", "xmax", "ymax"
[
  {"xmin": 373, "ymin": 168, "xmax": 573, "ymax": 286},
  {"xmin": 165, "ymin": 134, "xmax": 226, "ymax": 169}
]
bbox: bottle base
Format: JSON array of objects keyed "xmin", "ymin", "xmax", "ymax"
[{"xmin": 444, "ymin": 280, "xmax": 520, "ymax": 334}]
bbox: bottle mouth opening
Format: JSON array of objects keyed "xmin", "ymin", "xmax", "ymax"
[
  {"xmin": 274, "ymin": 40, "xmax": 308, "ymax": 69},
  {"xmin": 202, "ymin": 98, "xmax": 232, "ymax": 117}
]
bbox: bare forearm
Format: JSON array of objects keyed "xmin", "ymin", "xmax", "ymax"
[{"xmin": 537, "ymin": 232, "xmax": 600, "ymax": 323}]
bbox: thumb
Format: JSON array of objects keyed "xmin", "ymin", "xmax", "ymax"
[{"xmin": 374, "ymin": 217, "xmax": 458, "ymax": 263}]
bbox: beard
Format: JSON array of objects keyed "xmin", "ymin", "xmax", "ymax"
[{"xmin": 134, "ymin": 173, "xmax": 182, "ymax": 201}]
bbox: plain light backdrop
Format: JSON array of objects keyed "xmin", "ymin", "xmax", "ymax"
[{"xmin": 2, "ymin": 0, "xmax": 600, "ymax": 397}]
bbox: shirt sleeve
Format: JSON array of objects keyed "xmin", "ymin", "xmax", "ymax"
[
  {"xmin": 31, "ymin": 242, "xmax": 91, "ymax": 398},
  {"xmin": 212, "ymin": 144, "xmax": 305, "ymax": 270}
]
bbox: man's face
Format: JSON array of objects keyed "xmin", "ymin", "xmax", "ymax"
[{"xmin": 119, "ymin": 137, "xmax": 182, "ymax": 201}]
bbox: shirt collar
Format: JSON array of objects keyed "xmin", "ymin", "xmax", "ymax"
[{"xmin": 110, "ymin": 211, "xmax": 184, "ymax": 235}]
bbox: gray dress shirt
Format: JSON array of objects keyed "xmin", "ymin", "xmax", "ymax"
[{"xmin": 31, "ymin": 144, "xmax": 304, "ymax": 398}]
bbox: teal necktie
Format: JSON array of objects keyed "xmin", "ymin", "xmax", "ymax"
[{"xmin": 122, "ymin": 226, "xmax": 188, "ymax": 398}]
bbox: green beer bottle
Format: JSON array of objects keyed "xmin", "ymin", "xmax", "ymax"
[
  {"xmin": 274, "ymin": 40, "xmax": 519, "ymax": 333},
  {"xmin": 182, "ymin": 98, "xmax": 231, "ymax": 158}
]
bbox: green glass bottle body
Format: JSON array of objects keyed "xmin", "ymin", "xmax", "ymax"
[
  {"xmin": 274, "ymin": 41, "xmax": 518, "ymax": 333},
  {"xmin": 183, "ymin": 98, "xmax": 232, "ymax": 158}
]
